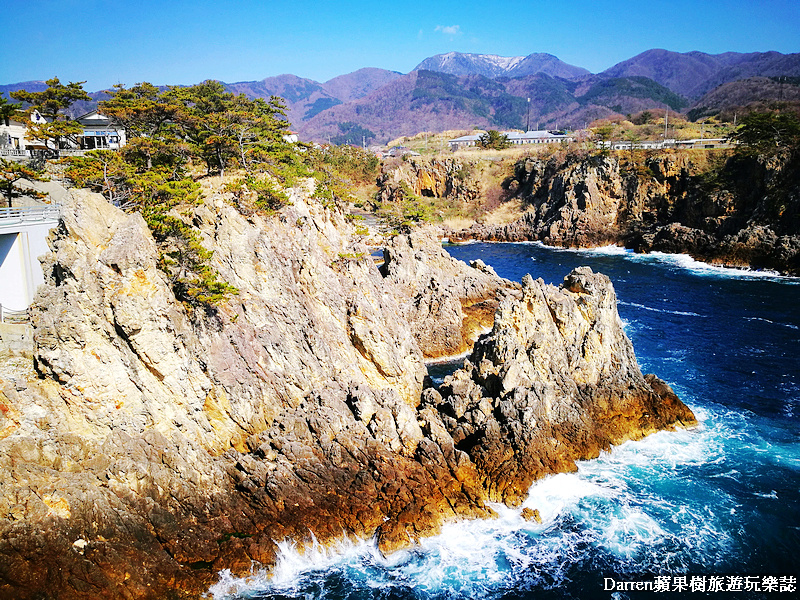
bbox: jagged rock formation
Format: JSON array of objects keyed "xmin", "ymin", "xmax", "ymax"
[
  {"xmin": 379, "ymin": 226, "xmax": 517, "ymax": 359},
  {"xmin": 0, "ymin": 184, "xmax": 694, "ymax": 600},
  {"xmin": 376, "ymin": 157, "xmax": 481, "ymax": 206},
  {"xmin": 454, "ymin": 150, "xmax": 800, "ymax": 275},
  {"xmin": 422, "ymin": 268, "xmax": 696, "ymax": 504}
]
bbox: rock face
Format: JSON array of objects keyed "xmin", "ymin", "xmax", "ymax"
[
  {"xmin": 455, "ymin": 150, "xmax": 800, "ymax": 275},
  {"xmin": 0, "ymin": 185, "xmax": 695, "ymax": 600},
  {"xmin": 376, "ymin": 157, "xmax": 481, "ymax": 206},
  {"xmin": 423, "ymin": 268, "xmax": 696, "ymax": 505},
  {"xmin": 379, "ymin": 226, "xmax": 517, "ymax": 359}
]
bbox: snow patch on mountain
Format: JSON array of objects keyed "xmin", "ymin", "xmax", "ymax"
[{"xmin": 477, "ymin": 54, "xmax": 527, "ymax": 71}]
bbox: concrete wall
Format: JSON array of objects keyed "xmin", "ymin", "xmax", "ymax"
[{"xmin": 0, "ymin": 223, "xmax": 53, "ymax": 312}]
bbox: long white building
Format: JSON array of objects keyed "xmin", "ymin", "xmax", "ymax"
[{"xmin": 449, "ymin": 129, "xmax": 575, "ymax": 151}]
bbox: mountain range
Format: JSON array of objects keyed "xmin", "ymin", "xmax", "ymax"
[{"xmin": 4, "ymin": 49, "xmax": 800, "ymax": 144}]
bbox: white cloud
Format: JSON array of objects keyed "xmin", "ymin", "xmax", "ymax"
[{"xmin": 435, "ymin": 25, "xmax": 461, "ymax": 36}]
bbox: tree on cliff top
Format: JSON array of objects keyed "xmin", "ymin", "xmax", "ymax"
[
  {"xmin": 733, "ymin": 110, "xmax": 800, "ymax": 153},
  {"xmin": 592, "ymin": 123, "xmax": 615, "ymax": 153},
  {"xmin": 0, "ymin": 96, "xmax": 22, "ymax": 127},
  {"xmin": 478, "ymin": 130, "xmax": 511, "ymax": 150},
  {"xmin": 65, "ymin": 80, "xmax": 302, "ymax": 317},
  {"xmin": 166, "ymin": 81, "xmax": 296, "ymax": 178},
  {"xmin": 10, "ymin": 77, "xmax": 91, "ymax": 152},
  {"xmin": 0, "ymin": 159, "xmax": 48, "ymax": 208},
  {"xmin": 10, "ymin": 77, "xmax": 90, "ymax": 120},
  {"xmin": 99, "ymin": 82, "xmax": 187, "ymax": 172},
  {"xmin": 64, "ymin": 150, "xmax": 135, "ymax": 208}
]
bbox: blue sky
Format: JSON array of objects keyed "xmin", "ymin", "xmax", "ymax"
[{"xmin": 2, "ymin": 0, "xmax": 798, "ymax": 91}]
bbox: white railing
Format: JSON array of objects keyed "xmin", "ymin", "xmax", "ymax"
[
  {"xmin": 0, "ymin": 204, "xmax": 61, "ymax": 223},
  {"xmin": 57, "ymin": 149, "xmax": 88, "ymax": 157},
  {"xmin": 0, "ymin": 148, "xmax": 26, "ymax": 157},
  {"xmin": 0, "ymin": 304, "xmax": 28, "ymax": 324}
]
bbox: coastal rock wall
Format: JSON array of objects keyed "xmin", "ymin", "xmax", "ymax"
[
  {"xmin": 455, "ymin": 150, "xmax": 800, "ymax": 275},
  {"xmin": 376, "ymin": 157, "xmax": 480, "ymax": 205},
  {"xmin": 3, "ymin": 187, "xmax": 478, "ymax": 599},
  {"xmin": 0, "ymin": 184, "xmax": 694, "ymax": 600}
]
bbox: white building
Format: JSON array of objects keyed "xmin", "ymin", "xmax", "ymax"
[
  {"xmin": 449, "ymin": 129, "xmax": 575, "ymax": 151},
  {"xmin": 604, "ymin": 138, "xmax": 729, "ymax": 151},
  {"xmin": 0, "ymin": 109, "xmax": 126, "ymax": 156},
  {"xmin": 0, "ymin": 118, "xmax": 30, "ymax": 157},
  {"xmin": 74, "ymin": 110, "xmax": 126, "ymax": 150}
]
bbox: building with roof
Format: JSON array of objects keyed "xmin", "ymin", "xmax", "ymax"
[
  {"xmin": 603, "ymin": 137, "xmax": 729, "ymax": 151},
  {"xmin": 74, "ymin": 110, "xmax": 126, "ymax": 150},
  {"xmin": 0, "ymin": 118, "xmax": 30, "ymax": 157},
  {"xmin": 1, "ymin": 109, "xmax": 127, "ymax": 158},
  {"xmin": 448, "ymin": 130, "xmax": 575, "ymax": 151}
]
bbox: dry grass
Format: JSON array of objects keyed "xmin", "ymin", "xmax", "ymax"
[
  {"xmin": 482, "ymin": 198, "xmax": 526, "ymax": 225},
  {"xmin": 441, "ymin": 216, "xmax": 475, "ymax": 229}
]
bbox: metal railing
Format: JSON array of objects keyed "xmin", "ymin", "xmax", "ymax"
[
  {"xmin": 0, "ymin": 148, "xmax": 26, "ymax": 157},
  {"xmin": 0, "ymin": 204, "xmax": 61, "ymax": 223},
  {"xmin": 0, "ymin": 304, "xmax": 29, "ymax": 324}
]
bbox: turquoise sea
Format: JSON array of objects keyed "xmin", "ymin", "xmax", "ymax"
[{"xmin": 212, "ymin": 243, "xmax": 800, "ymax": 600}]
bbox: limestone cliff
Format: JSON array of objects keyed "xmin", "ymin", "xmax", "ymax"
[
  {"xmin": 454, "ymin": 150, "xmax": 800, "ymax": 275},
  {"xmin": 0, "ymin": 183, "xmax": 695, "ymax": 600}
]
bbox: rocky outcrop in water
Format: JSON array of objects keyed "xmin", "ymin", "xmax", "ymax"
[
  {"xmin": 423, "ymin": 268, "xmax": 696, "ymax": 505},
  {"xmin": 0, "ymin": 184, "xmax": 695, "ymax": 600},
  {"xmin": 454, "ymin": 150, "xmax": 800, "ymax": 275}
]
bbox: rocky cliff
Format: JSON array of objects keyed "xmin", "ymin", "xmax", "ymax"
[
  {"xmin": 379, "ymin": 226, "xmax": 517, "ymax": 359},
  {"xmin": 424, "ymin": 269, "xmax": 696, "ymax": 504},
  {"xmin": 454, "ymin": 150, "xmax": 800, "ymax": 275},
  {"xmin": 376, "ymin": 157, "xmax": 481, "ymax": 207},
  {"xmin": 0, "ymin": 183, "xmax": 694, "ymax": 600}
]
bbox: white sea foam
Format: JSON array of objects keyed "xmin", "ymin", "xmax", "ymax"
[
  {"xmin": 208, "ymin": 404, "xmax": 760, "ymax": 599},
  {"xmin": 208, "ymin": 569, "xmax": 267, "ymax": 599},
  {"xmin": 575, "ymin": 244, "xmax": 632, "ymax": 256},
  {"xmin": 634, "ymin": 251, "xmax": 799, "ymax": 281},
  {"xmin": 516, "ymin": 241, "xmax": 800, "ymax": 282},
  {"xmin": 524, "ymin": 241, "xmax": 631, "ymax": 256},
  {"xmin": 619, "ymin": 300, "xmax": 705, "ymax": 318},
  {"xmin": 753, "ymin": 490, "xmax": 779, "ymax": 499},
  {"xmin": 207, "ymin": 534, "xmax": 382, "ymax": 599},
  {"xmin": 570, "ymin": 419, "xmax": 737, "ymax": 568},
  {"xmin": 744, "ymin": 316, "xmax": 800, "ymax": 330}
]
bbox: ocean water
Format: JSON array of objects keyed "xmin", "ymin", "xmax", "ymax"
[{"xmin": 211, "ymin": 243, "xmax": 800, "ymax": 600}]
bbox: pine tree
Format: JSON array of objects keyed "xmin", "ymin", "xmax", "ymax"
[{"xmin": 10, "ymin": 77, "xmax": 91, "ymax": 152}]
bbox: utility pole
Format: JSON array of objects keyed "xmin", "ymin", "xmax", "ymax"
[{"xmin": 526, "ymin": 97, "xmax": 531, "ymax": 132}]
